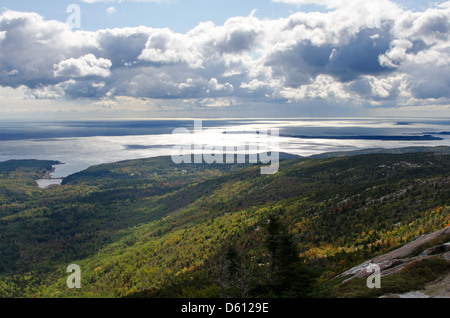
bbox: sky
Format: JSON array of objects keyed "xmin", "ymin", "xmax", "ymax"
[{"xmin": 0, "ymin": 0, "xmax": 449, "ymax": 119}]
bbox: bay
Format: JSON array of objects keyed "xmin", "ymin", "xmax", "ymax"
[{"xmin": 0, "ymin": 117, "xmax": 449, "ymax": 179}]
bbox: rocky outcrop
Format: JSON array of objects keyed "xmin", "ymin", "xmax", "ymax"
[
  {"xmin": 420, "ymin": 243, "xmax": 450, "ymax": 256},
  {"xmin": 372, "ymin": 227, "xmax": 450, "ymax": 262},
  {"xmin": 337, "ymin": 227, "xmax": 450, "ymax": 297}
]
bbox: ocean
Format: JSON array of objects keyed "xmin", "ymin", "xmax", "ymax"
[{"xmin": 0, "ymin": 118, "xmax": 449, "ymax": 179}]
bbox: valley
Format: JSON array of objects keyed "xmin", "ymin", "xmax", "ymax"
[{"xmin": 0, "ymin": 148, "xmax": 449, "ymax": 298}]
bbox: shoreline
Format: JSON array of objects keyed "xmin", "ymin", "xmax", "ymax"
[
  {"xmin": 31, "ymin": 145, "xmax": 450, "ymax": 181},
  {"xmin": 39, "ymin": 163, "xmax": 65, "ymax": 180},
  {"xmin": 36, "ymin": 163, "xmax": 65, "ymax": 189}
]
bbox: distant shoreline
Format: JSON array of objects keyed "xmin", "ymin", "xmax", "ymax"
[
  {"xmin": 53, "ymin": 145, "xmax": 450, "ymax": 181},
  {"xmin": 40, "ymin": 163, "xmax": 65, "ymax": 180},
  {"xmin": 280, "ymin": 134, "xmax": 444, "ymax": 141},
  {"xmin": 36, "ymin": 164, "xmax": 64, "ymax": 189},
  {"xmin": 3, "ymin": 146, "xmax": 449, "ymax": 186}
]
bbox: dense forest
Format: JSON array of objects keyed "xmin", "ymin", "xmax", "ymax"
[{"xmin": 0, "ymin": 148, "xmax": 449, "ymax": 298}]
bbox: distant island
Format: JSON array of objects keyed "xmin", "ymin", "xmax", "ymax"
[
  {"xmin": 281, "ymin": 134, "xmax": 444, "ymax": 141},
  {"xmin": 423, "ymin": 132, "xmax": 450, "ymax": 135}
]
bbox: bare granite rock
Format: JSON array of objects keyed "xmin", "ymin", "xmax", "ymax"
[
  {"xmin": 372, "ymin": 227, "xmax": 450, "ymax": 263},
  {"xmin": 336, "ymin": 227, "xmax": 450, "ymax": 297}
]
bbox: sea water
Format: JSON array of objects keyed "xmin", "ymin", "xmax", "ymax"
[{"xmin": 0, "ymin": 118, "xmax": 449, "ymax": 180}]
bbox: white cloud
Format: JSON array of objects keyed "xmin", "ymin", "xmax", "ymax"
[
  {"xmin": 106, "ymin": 7, "xmax": 117, "ymax": 15},
  {"xmin": 208, "ymin": 78, "xmax": 233, "ymax": 92},
  {"xmin": 199, "ymin": 97, "xmax": 237, "ymax": 108},
  {"xmin": 0, "ymin": 31, "xmax": 6, "ymax": 45},
  {"xmin": 54, "ymin": 54, "xmax": 112, "ymax": 78},
  {"xmin": 0, "ymin": 2, "xmax": 449, "ymax": 111},
  {"xmin": 277, "ymin": 74, "xmax": 354, "ymax": 101},
  {"xmin": 379, "ymin": 39, "xmax": 414, "ymax": 68},
  {"xmin": 25, "ymin": 84, "xmax": 66, "ymax": 100}
]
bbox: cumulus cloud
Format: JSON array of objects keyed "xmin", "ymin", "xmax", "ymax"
[
  {"xmin": 54, "ymin": 54, "xmax": 112, "ymax": 78},
  {"xmin": 106, "ymin": 7, "xmax": 117, "ymax": 15},
  {"xmin": 0, "ymin": 10, "xmax": 99, "ymax": 89},
  {"xmin": 138, "ymin": 28, "xmax": 204, "ymax": 68},
  {"xmin": 0, "ymin": 1, "xmax": 449, "ymax": 110}
]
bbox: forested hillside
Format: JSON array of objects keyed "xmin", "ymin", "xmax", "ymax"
[{"xmin": 0, "ymin": 149, "xmax": 449, "ymax": 298}]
